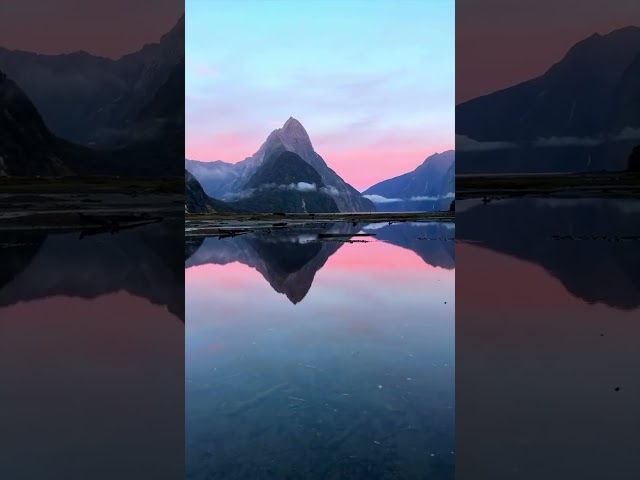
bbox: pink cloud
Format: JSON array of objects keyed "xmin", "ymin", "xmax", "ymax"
[
  {"xmin": 186, "ymin": 131, "xmax": 261, "ymax": 161},
  {"xmin": 190, "ymin": 62, "xmax": 219, "ymax": 78}
]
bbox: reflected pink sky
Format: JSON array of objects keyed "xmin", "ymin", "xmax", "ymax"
[
  {"xmin": 0, "ymin": 1, "xmax": 183, "ymax": 58},
  {"xmin": 0, "ymin": 292, "xmax": 181, "ymax": 358},
  {"xmin": 455, "ymin": 240, "xmax": 639, "ymax": 479},
  {"xmin": 457, "ymin": 0, "xmax": 640, "ymax": 102},
  {"xmin": 456, "ymin": 242, "xmax": 625, "ymax": 313},
  {"xmin": 186, "ymin": 238, "xmax": 454, "ymax": 365},
  {"xmin": 0, "ymin": 291, "xmax": 184, "ymax": 477},
  {"xmin": 187, "ymin": 238, "xmax": 454, "ymax": 284},
  {"xmin": 186, "ymin": 239, "xmax": 454, "ymax": 332}
]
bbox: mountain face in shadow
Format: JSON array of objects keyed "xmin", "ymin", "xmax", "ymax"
[
  {"xmin": 457, "ymin": 26, "xmax": 640, "ymax": 173},
  {"xmin": 227, "ymin": 151, "xmax": 340, "ymax": 213},
  {"xmin": 186, "ymin": 117, "xmax": 375, "ymax": 212},
  {"xmin": 0, "ymin": 69, "xmax": 118, "ymax": 175},
  {"xmin": 363, "ymin": 151, "xmax": 455, "ymax": 212},
  {"xmin": 186, "ymin": 169, "xmax": 216, "ymax": 213},
  {"xmin": 0, "ymin": 16, "xmax": 184, "ymax": 148},
  {"xmin": 0, "ymin": 220, "xmax": 184, "ymax": 320},
  {"xmin": 102, "ymin": 59, "xmax": 184, "ymax": 176},
  {"xmin": 185, "ymin": 223, "xmax": 360, "ymax": 304},
  {"xmin": 457, "ymin": 198, "xmax": 640, "ymax": 310},
  {"xmin": 186, "ymin": 168, "xmax": 234, "ymax": 213},
  {"xmin": 106, "ymin": 58, "xmax": 185, "ymax": 159},
  {"xmin": 0, "ymin": 59, "xmax": 183, "ymax": 176},
  {"xmin": 0, "ymin": 69, "xmax": 67, "ymax": 175},
  {"xmin": 629, "ymin": 145, "xmax": 640, "ymax": 171},
  {"xmin": 246, "ymin": 150, "xmax": 325, "ymax": 188},
  {"xmin": 362, "ymin": 222, "xmax": 455, "ymax": 269},
  {"xmin": 610, "ymin": 52, "xmax": 640, "ymax": 134}
]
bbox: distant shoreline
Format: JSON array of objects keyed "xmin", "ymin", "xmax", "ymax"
[
  {"xmin": 186, "ymin": 211, "xmax": 454, "ymax": 223},
  {"xmin": 185, "ymin": 211, "xmax": 454, "ymax": 236},
  {"xmin": 456, "ymin": 171, "xmax": 640, "ymax": 199},
  {"xmin": 0, "ymin": 176, "xmax": 183, "ymax": 194}
]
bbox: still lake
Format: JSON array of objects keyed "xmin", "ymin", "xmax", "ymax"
[
  {"xmin": 456, "ymin": 197, "xmax": 640, "ymax": 480},
  {"xmin": 0, "ymin": 219, "xmax": 184, "ymax": 480},
  {"xmin": 185, "ymin": 221, "xmax": 455, "ymax": 479}
]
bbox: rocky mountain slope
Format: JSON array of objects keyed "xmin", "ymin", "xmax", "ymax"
[
  {"xmin": 185, "ymin": 169, "xmax": 233, "ymax": 213},
  {"xmin": 227, "ymin": 150, "xmax": 339, "ymax": 213},
  {"xmin": 363, "ymin": 150, "xmax": 455, "ymax": 212}
]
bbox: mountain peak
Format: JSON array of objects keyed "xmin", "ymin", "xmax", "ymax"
[
  {"xmin": 266, "ymin": 116, "xmax": 313, "ymax": 151},
  {"xmin": 421, "ymin": 150, "xmax": 455, "ymax": 166},
  {"xmin": 282, "ymin": 116, "xmax": 307, "ymax": 133}
]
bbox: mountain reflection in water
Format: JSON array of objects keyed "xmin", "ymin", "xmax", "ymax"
[
  {"xmin": 0, "ymin": 220, "xmax": 184, "ymax": 480},
  {"xmin": 456, "ymin": 198, "xmax": 640, "ymax": 480},
  {"xmin": 186, "ymin": 221, "xmax": 454, "ymax": 304},
  {"xmin": 186, "ymin": 221, "xmax": 455, "ymax": 479}
]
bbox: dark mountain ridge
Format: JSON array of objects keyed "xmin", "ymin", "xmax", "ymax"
[
  {"xmin": 457, "ymin": 26, "xmax": 640, "ymax": 143},
  {"xmin": 0, "ymin": 15, "xmax": 184, "ymax": 148},
  {"xmin": 456, "ymin": 26, "xmax": 640, "ymax": 173},
  {"xmin": 1, "ymin": 66, "xmax": 183, "ymax": 176}
]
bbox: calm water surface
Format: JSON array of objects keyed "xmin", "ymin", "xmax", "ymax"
[
  {"xmin": 456, "ymin": 197, "xmax": 640, "ymax": 480},
  {"xmin": 185, "ymin": 221, "xmax": 455, "ymax": 480},
  {"xmin": 0, "ymin": 220, "xmax": 184, "ymax": 480}
]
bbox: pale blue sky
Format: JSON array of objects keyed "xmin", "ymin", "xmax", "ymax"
[{"xmin": 186, "ymin": 0, "xmax": 454, "ymax": 189}]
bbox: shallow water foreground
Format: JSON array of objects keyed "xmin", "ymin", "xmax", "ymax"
[{"xmin": 185, "ymin": 221, "xmax": 455, "ymax": 480}]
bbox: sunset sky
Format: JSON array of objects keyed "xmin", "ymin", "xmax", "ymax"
[
  {"xmin": 186, "ymin": 0, "xmax": 454, "ymax": 190},
  {"xmin": 0, "ymin": 0, "xmax": 182, "ymax": 58},
  {"xmin": 456, "ymin": 0, "xmax": 640, "ymax": 103}
]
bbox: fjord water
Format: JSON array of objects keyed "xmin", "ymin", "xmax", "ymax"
[
  {"xmin": 185, "ymin": 222, "xmax": 455, "ymax": 479},
  {"xmin": 0, "ymin": 221, "xmax": 184, "ymax": 480},
  {"xmin": 456, "ymin": 198, "xmax": 640, "ymax": 480}
]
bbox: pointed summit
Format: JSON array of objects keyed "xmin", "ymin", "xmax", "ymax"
[
  {"xmin": 222, "ymin": 116, "xmax": 375, "ymax": 212},
  {"xmin": 282, "ymin": 116, "xmax": 305, "ymax": 132},
  {"xmin": 277, "ymin": 116, "xmax": 312, "ymax": 147}
]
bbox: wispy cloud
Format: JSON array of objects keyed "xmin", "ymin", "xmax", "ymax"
[
  {"xmin": 189, "ymin": 61, "xmax": 219, "ymax": 79},
  {"xmin": 455, "ymin": 134, "xmax": 517, "ymax": 152},
  {"xmin": 612, "ymin": 127, "xmax": 640, "ymax": 141},
  {"xmin": 364, "ymin": 192, "xmax": 454, "ymax": 204},
  {"xmin": 363, "ymin": 194, "xmax": 404, "ymax": 204},
  {"xmin": 534, "ymin": 136, "xmax": 603, "ymax": 147}
]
